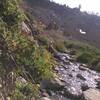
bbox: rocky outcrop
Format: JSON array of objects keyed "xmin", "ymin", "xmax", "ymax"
[{"xmin": 83, "ymin": 88, "xmax": 100, "ymax": 100}]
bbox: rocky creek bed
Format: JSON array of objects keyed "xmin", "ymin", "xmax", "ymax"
[{"xmin": 40, "ymin": 52, "xmax": 100, "ymax": 100}]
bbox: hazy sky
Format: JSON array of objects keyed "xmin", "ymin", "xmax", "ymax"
[{"xmin": 53, "ymin": 0, "xmax": 100, "ymax": 14}]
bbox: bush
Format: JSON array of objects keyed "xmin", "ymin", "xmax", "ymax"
[
  {"xmin": 54, "ymin": 41, "xmax": 66, "ymax": 53},
  {"xmin": 64, "ymin": 40, "xmax": 86, "ymax": 51},
  {"xmin": 33, "ymin": 48, "xmax": 54, "ymax": 81},
  {"xmin": 11, "ymin": 81, "xmax": 40, "ymax": 100},
  {"xmin": 36, "ymin": 35, "xmax": 49, "ymax": 46},
  {"xmin": 77, "ymin": 52, "xmax": 93, "ymax": 64},
  {"xmin": 91, "ymin": 58, "xmax": 100, "ymax": 66}
]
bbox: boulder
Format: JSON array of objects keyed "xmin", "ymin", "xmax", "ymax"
[
  {"xmin": 40, "ymin": 77, "xmax": 65, "ymax": 91},
  {"xmin": 83, "ymin": 88, "xmax": 100, "ymax": 100}
]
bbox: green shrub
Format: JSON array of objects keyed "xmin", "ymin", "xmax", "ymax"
[
  {"xmin": 36, "ymin": 35, "xmax": 49, "ymax": 46},
  {"xmin": 11, "ymin": 81, "xmax": 40, "ymax": 100},
  {"xmin": 54, "ymin": 41, "xmax": 66, "ymax": 53},
  {"xmin": 91, "ymin": 58, "xmax": 100, "ymax": 66},
  {"xmin": 77, "ymin": 52, "xmax": 93, "ymax": 64},
  {"xmin": 33, "ymin": 48, "xmax": 54, "ymax": 80}
]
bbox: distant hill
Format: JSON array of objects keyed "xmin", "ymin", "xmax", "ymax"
[{"xmin": 22, "ymin": 0, "xmax": 100, "ymax": 48}]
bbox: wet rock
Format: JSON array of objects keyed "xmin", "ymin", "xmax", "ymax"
[
  {"xmin": 81, "ymin": 83, "xmax": 89, "ymax": 91},
  {"xmin": 79, "ymin": 66, "xmax": 88, "ymax": 71},
  {"xmin": 68, "ymin": 74, "xmax": 73, "ymax": 77},
  {"xmin": 95, "ymin": 78, "xmax": 100, "ymax": 89},
  {"xmin": 83, "ymin": 88, "xmax": 100, "ymax": 100},
  {"xmin": 77, "ymin": 74, "xmax": 86, "ymax": 80}
]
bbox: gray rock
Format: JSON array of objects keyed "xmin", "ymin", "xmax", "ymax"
[
  {"xmin": 81, "ymin": 83, "xmax": 89, "ymax": 91},
  {"xmin": 41, "ymin": 97, "xmax": 51, "ymax": 100},
  {"xmin": 83, "ymin": 88, "xmax": 100, "ymax": 100},
  {"xmin": 79, "ymin": 66, "xmax": 88, "ymax": 71},
  {"xmin": 40, "ymin": 78, "xmax": 65, "ymax": 91},
  {"xmin": 77, "ymin": 74, "xmax": 86, "ymax": 80},
  {"xmin": 95, "ymin": 78, "xmax": 100, "ymax": 89}
]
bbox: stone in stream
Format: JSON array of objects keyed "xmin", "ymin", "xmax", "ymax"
[
  {"xmin": 77, "ymin": 74, "xmax": 86, "ymax": 80},
  {"xmin": 79, "ymin": 66, "xmax": 88, "ymax": 71},
  {"xmin": 81, "ymin": 83, "xmax": 89, "ymax": 91},
  {"xmin": 95, "ymin": 78, "xmax": 100, "ymax": 89},
  {"xmin": 82, "ymin": 88, "xmax": 100, "ymax": 100}
]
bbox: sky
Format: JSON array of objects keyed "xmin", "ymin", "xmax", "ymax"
[{"xmin": 52, "ymin": 0, "xmax": 100, "ymax": 14}]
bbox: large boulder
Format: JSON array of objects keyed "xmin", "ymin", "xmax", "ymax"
[
  {"xmin": 83, "ymin": 88, "xmax": 100, "ymax": 100},
  {"xmin": 40, "ymin": 77, "xmax": 65, "ymax": 91}
]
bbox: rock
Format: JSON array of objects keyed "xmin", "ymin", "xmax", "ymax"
[
  {"xmin": 50, "ymin": 95, "xmax": 69, "ymax": 100},
  {"xmin": 64, "ymin": 86, "xmax": 82, "ymax": 99},
  {"xmin": 31, "ymin": 97, "xmax": 35, "ymax": 100},
  {"xmin": 7, "ymin": 97, "xmax": 10, "ymax": 100},
  {"xmin": 77, "ymin": 74, "xmax": 86, "ymax": 80},
  {"xmin": 42, "ymin": 92, "xmax": 49, "ymax": 97},
  {"xmin": 69, "ymin": 50, "xmax": 76, "ymax": 55},
  {"xmin": 83, "ymin": 88, "xmax": 100, "ymax": 100},
  {"xmin": 40, "ymin": 78, "xmax": 65, "ymax": 91},
  {"xmin": 79, "ymin": 66, "xmax": 88, "ymax": 71},
  {"xmin": 95, "ymin": 78, "xmax": 100, "ymax": 89},
  {"xmin": 81, "ymin": 83, "xmax": 89, "ymax": 91},
  {"xmin": 17, "ymin": 77, "xmax": 27, "ymax": 84},
  {"xmin": 22, "ymin": 22, "xmax": 31, "ymax": 35},
  {"xmin": 68, "ymin": 74, "xmax": 73, "ymax": 77},
  {"xmin": 41, "ymin": 97, "xmax": 51, "ymax": 100},
  {"xmin": 68, "ymin": 57, "xmax": 75, "ymax": 62}
]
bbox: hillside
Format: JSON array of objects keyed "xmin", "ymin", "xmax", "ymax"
[
  {"xmin": 23, "ymin": 0, "xmax": 100, "ymax": 48},
  {"xmin": 0, "ymin": 0, "xmax": 100, "ymax": 100}
]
